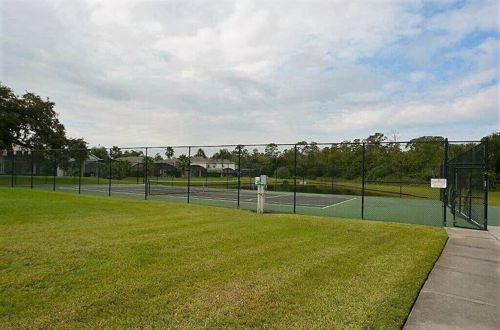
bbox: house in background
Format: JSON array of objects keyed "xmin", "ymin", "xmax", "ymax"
[
  {"xmin": 190, "ymin": 157, "xmax": 238, "ymax": 177},
  {"xmin": 119, "ymin": 156, "xmax": 143, "ymax": 171},
  {"xmin": 154, "ymin": 158, "xmax": 177, "ymax": 177},
  {"xmin": 82, "ymin": 154, "xmax": 102, "ymax": 177}
]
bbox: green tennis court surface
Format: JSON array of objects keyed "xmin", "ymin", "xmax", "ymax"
[{"xmin": 41, "ymin": 182, "xmax": 499, "ymax": 228}]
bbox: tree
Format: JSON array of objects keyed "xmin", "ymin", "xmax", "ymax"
[
  {"xmin": 405, "ymin": 136, "xmax": 445, "ymax": 179},
  {"xmin": 89, "ymin": 147, "xmax": 109, "ymax": 179},
  {"xmin": 110, "ymin": 146, "xmax": 122, "ymax": 158},
  {"xmin": 482, "ymin": 132, "xmax": 500, "ymax": 189},
  {"xmin": 275, "ymin": 166, "xmax": 291, "ymax": 179},
  {"xmin": 176, "ymin": 154, "xmax": 189, "ymax": 177},
  {"xmin": 123, "ymin": 150, "xmax": 143, "ymax": 157},
  {"xmin": 195, "ymin": 148, "xmax": 207, "ymax": 158},
  {"xmin": 0, "ymin": 83, "xmax": 85, "ymax": 150},
  {"xmin": 165, "ymin": 147, "xmax": 174, "ymax": 159},
  {"xmin": 212, "ymin": 148, "xmax": 231, "ymax": 160},
  {"xmin": 142, "ymin": 156, "xmax": 155, "ymax": 177},
  {"xmin": 154, "ymin": 153, "xmax": 163, "ymax": 161},
  {"xmin": 66, "ymin": 138, "xmax": 89, "ymax": 172},
  {"xmin": 264, "ymin": 143, "xmax": 280, "ymax": 157}
]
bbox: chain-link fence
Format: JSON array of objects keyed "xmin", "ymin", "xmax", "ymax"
[
  {"xmin": 0, "ymin": 139, "xmax": 490, "ymax": 229},
  {"xmin": 446, "ymin": 141, "xmax": 488, "ymax": 230}
]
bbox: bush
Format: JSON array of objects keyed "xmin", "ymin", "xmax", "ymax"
[{"xmin": 275, "ymin": 166, "xmax": 291, "ymax": 179}]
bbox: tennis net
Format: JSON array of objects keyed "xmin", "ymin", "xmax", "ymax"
[{"xmin": 147, "ymin": 179, "xmax": 239, "ymax": 195}]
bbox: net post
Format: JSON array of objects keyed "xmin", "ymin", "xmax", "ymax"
[
  {"xmin": 187, "ymin": 146, "xmax": 191, "ymax": 203},
  {"xmin": 145, "ymin": 147, "xmax": 148, "ymax": 200},
  {"xmin": 10, "ymin": 150, "xmax": 15, "ymax": 188},
  {"xmin": 53, "ymin": 150, "xmax": 57, "ymax": 191},
  {"xmin": 30, "ymin": 150, "xmax": 34, "ymax": 189},
  {"xmin": 108, "ymin": 149, "xmax": 112, "ymax": 197},
  {"xmin": 293, "ymin": 144, "xmax": 297, "ymax": 213},
  {"xmin": 443, "ymin": 138, "xmax": 448, "ymax": 227},
  {"xmin": 484, "ymin": 138, "xmax": 488, "ymax": 230},
  {"xmin": 361, "ymin": 142, "xmax": 366, "ymax": 219},
  {"xmin": 237, "ymin": 145, "xmax": 241, "ymax": 208}
]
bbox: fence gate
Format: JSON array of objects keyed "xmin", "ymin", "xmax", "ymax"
[{"xmin": 446, "ymin": 141, "xmax": 488, "ymax": 230}]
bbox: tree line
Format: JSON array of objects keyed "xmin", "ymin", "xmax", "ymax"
[{"xmin": 2, "ymin": 82, "xmax": 498, "ymax": 186}]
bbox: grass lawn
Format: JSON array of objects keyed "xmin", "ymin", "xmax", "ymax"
[{"xmin": 0, "ymin": 188, "xmax": 447, "ymax": 328}]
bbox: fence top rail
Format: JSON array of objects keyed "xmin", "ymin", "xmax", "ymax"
[
  {"xmin": 1, "ymin": 140, "xmax": 482, "ymax": 152},
  {"xmin": 1, "ymin": 139, "xmax": 484, "ymax": 153}
]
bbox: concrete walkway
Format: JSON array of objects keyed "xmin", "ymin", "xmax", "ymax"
[{"xmin": 404, "ymin": 227, "xmax": 500, "ymax": 330}]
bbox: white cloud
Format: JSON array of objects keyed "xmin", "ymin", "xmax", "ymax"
[{"xmin": 0, "ymin": 0, "xmax": 498, "ymax": 146}]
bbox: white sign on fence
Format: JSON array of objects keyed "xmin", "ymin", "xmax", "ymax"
[{"xmin": 431, "ymin": 178, "xmax": 447, "ymax": 188}]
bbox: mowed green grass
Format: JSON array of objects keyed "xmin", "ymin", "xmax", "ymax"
[{"xmin": 0, "ymin": 188, "xmax": 447, "ymax": 329}]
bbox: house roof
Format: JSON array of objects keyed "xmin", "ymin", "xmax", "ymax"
[
  {"xmin": 87, "ymin": 154, "xmax": 102, "ymax": 162},
  {"xmin": 119, "ymin": 156, "xmax": 143, "ymax": 164},
  {"xmin": 190, "ymin": 156, "xmax": 208, "ymax": 162},
  {"xmin": 155, "ymin": 158, "xmax": 177, "ymax": 165}
]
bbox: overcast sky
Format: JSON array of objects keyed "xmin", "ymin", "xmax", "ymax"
[{"xmin": 1, "ymin": 0, "xmax": 498, "ymax": 147}]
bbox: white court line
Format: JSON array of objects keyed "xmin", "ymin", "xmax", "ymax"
[
  {"xmin": 265, "ymin": 194, "xmax": 290, "ymax": 199},
  {"xmin": 57, "ymin": 185, "xmax": 356, "ymax": 209},
  {"xmin": 322, "ymin": 197, "xmax": 357, "ymax": 209}
]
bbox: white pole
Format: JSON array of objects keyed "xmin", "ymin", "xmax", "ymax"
[
  {"xmin": 256, "ymin": 175, "xmax": 267, "ymax": 214},
  {"xmin": 257, "ymin": 183, "xmax": 265, "ymax": 214}
]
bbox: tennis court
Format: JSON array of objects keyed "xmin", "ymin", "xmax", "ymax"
[{"xmin": 56, "ymin": 181, "xmax": 356, "ymax": 209}]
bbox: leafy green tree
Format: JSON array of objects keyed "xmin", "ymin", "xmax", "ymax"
[
  {"xmin": 405, "ymin": 136, "xmax": 445, "ymax": 179},
  {"xmin": 482, "ymin": 132, "xmax": 500, "ymax": 189},
  {"xmin": 111, "ymin": 159, "xmax": 131, "ymax": 179},
  {"xmin": 264, "ymin": 143, "xmax": 279, "ymax": 157},
  {"xmin": 63, "ymin": 138, "xmax": 89, "ymax": 175},
  {"xmin": 176, "ymin": 155, "xmax": 189, "ymax": 177},
  {"xmin": 154, "ymin": 153, "xmax": 163, "ymax": 161},
  {"xmin": 213, "ymin": 148, "xmax": 231, "ymax": 160},
  {"xmin": 142, "ymin": 156, "xmax": 155, "ymax": 177},
  {"xmin": 110, "ymin": 146, "xmax": 122, "ymax": 158},
  {"xmin": 0, "ymin": 83, "xmax": 85, "ymax": 150},
  {"xmin": 122, "ymin": 150, "xmax": 143, "ymax": 157},
  {"xmin": 275, "ymin": 166, "xmax": 291, "ymax": 179}
]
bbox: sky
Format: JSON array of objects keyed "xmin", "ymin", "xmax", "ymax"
[{"xmin": 1, "ymin": 0, "xmax": 499, "ymax": 147}]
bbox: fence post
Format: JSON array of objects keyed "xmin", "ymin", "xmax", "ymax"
[
  {"xmin": 136, "ymin": 164, "xmax": 140, "ymax": 184},
  {"xmin": 293, "ymin": 144, "xmax": 297, "ymax": 213},
  {"xmin": 108, "ymin": 150, "xmax": 112, "ymax": 197},
  {"xmin": 484, "ymin": 138, "xmax": 488, "ymax": 230},
  {"xmin": 187, "ymin": 146, "xmax": 191, "ymax": 203},
  {"xmin": 52, "ymin": 151, "xmax": 57, "ymax": 191},
  {"xmin": 79, "ymin": 159, "xmax": 82, "ymax": 194},
  {"xmin": 30, "ymin": 150, "xmax": 34, "ymax": 189},
  {"xmin": 10, "ymin": 151, "xmax": 15, "ymax": 188},
  {"xmin": 361, "ymin": 143, "xmax": 366, "ymax": 220},
  {"xmin": 443, "ymin": 138, "xmax": 448, "ymax": 227},
  {"xmin": 331, "ymin": 165, "xmax": 334, "ymax": 193},
  {"xmin": 145, "ymin": 147, "xmax": 148, "ymax": 200},
  {"xmin": 399, "ymin": 164, "xmax": 403, "ymax": 198},
  {"xmin": 237, "ymin": 145, "xmax": 241, "ymax": 208}
]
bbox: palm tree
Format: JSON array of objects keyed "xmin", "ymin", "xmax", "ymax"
[
  {"xmin": 176, "ymin": 154, "xmax": 189, "ymax": 177},
  {"xmin": 195, "ymin": 148, "xmax": 207, "ymax": 158},
  {"xmin": 165, "ymin": 147, "xmax": 174, "ymax": 159}
]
